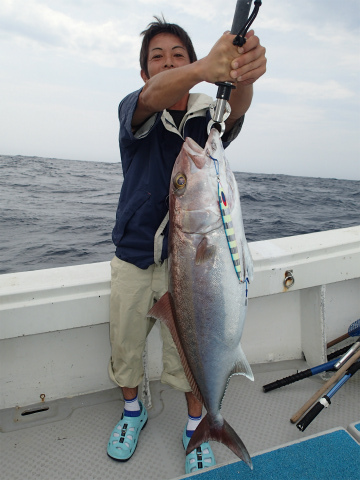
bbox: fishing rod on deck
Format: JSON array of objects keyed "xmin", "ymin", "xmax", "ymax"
[
  {"xmin": 262, "ymin": 319, "xmax": 360, "ymax": 392},
  {"xmin": 290, "ymin": 349, "xmax": 360, "ymax": 424},
  {"xmin": 296, "ymin": 360, "xmax": 360, "ymax": 432},
  {"xmin": 327, "ymin": 318, "xmax": 360, "ymax": 349},
  {"xmin": 207, "ymin": 0, "xmax": 262, "ymax": 136},
  {"xmin": 326, "ymin": 319, "xmax": 360, "ymax": 360},
  {"xmin": 263, "ymin": 358, "xmax": 340, "ymax": 393}
]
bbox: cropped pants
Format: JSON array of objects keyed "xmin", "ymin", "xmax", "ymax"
[{"xmin": 108, "ymin": 255, "xmax": 190, "ymax": 392}]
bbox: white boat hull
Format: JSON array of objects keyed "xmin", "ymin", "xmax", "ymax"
[{"xmin": 1, "ymin": 226, "xmax": 359, "ymax": 409}]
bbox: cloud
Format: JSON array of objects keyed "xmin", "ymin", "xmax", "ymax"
[
  {"xmin": 136, "ymin": 0, "xmax": 229, "ymax": 22},
  {"xmin": 226, "ymin": 99, "xmax": 358, "ymax": 179},
  {"xmin": 1, "ymin": 0, "xmax": 359, "ymax": 179},
  {"xmin": 0, "ymin": 0, "xmax": 141, "ymax": 68},
  {"xmin": 261, "ymin": 78, "xmax": 354, "ymax": 101},
  {"xmin": 249, "ymin": 101, "xmax": 329, "ymax": 130},
  {"xmin": 257, "ymin": 0, "xmax": 360, "ymax": 58}
]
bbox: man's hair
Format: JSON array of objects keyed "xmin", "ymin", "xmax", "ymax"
[{"xmin": 140, "ymin": 15, "xmax": 197, "ymax": 78}]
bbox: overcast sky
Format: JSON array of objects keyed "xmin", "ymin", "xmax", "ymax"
[{"xmin": 1, "ymin": 0, "xmax": 359, "ymax": 179}]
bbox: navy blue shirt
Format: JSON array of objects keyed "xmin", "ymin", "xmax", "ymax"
[{"xmin": 112, "ymin": 88, "xmax": 244, "ymax": 269}]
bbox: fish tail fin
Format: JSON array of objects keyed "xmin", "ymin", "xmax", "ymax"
[
  {"xmin": 186, "ymin": 413, "xmax": 253, "ymax": 470},
  {"xmin": 231, "ymin": 345, "xmax": 254, "ymax": 381}
]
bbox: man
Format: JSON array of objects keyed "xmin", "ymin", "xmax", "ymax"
[{"xmin": 107, "ymin": 16, "xmax": 266, "ymax": 474}]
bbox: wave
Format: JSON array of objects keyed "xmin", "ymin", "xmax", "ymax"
[{"xmin": 1, "ymin": 155, "xmax": 359, "ymax": 275}]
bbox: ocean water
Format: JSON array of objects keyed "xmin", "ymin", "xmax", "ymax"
[{"xmin": 1, "ymin": 154, "xmax": 359, "ymax": 275}]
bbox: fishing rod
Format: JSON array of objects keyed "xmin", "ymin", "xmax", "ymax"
[
  {"xmin": 327, "ymin": 342, "xmax": 356, "ymax": 361},
  {"xmin": 333, "ymin": 336, "xmax": 360, "ymax": 369},
  {"xmin": 208, "ymin": 0, "xmax": 262, "ymax": 135},
  {"xmin": 263, "ymin": 319, "xmax": 360, "ymax": 392},
  {"xmin": 327, "ymin": 318, "xmax": 360, "ymax": 348},
  {"xmin": 262, "ymin": 358, "xmax": 339, "ymax": 393},
  {"xmin": 290, "ymin": 348, "xmax": 360, "ymax": 424},
  {"xmin": 296, "ymin": 360, "xmax": 360, "ymax": 432}
]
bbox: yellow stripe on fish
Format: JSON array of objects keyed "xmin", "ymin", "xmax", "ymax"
[{"xmin": 218, "ymin": 183, "xmax": 243, "ymax": 282}]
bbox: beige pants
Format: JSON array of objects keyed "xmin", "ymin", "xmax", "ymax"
[{"xmin": 108, "ymin": 255, "xmax": 190, "ymax": 392}]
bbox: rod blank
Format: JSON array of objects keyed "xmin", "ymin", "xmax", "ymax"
[
  {"xmin": 230, "ymin": 0, "xmax": 252, "ymax": 34},
  {"xmin": 290, "ymin": 349, "xmax": 360, "ymax": 424}
]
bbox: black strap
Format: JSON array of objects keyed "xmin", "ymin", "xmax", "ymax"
[{"xmin": 233, "ymin": 0, "xmax": 262, "ymax": 47}]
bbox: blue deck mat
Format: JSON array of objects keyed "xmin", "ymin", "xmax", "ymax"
[
  {"xmin": 355, "ymin": 423, "xmax": 360, "ymax": 432},
  {"xmin": 185, "ymin": 429, "xmax": 359, "ymax": 480}
]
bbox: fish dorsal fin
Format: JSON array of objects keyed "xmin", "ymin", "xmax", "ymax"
[
  {"xmin": 195, "ymin": 237, "xmax": 216, "ymax": 265},
  {"xmin": 230, "ymin": 345, "xmax": 254, "ymax": 381},
  {"xmin": 147, "ymin": 292, "xmax": 204, "ymax": 404}
]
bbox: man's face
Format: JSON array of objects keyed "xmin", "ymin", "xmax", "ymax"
[{"xmin": 142, "ymin": 33, "xmax": 191, "ymax": 81}]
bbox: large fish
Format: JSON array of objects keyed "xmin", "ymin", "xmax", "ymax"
[{"xmin": 148, "ymin": 128, "xmax": 254, "ymax": 467}]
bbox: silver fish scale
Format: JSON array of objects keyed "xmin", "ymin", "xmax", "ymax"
[{"xmin": 168, "ymin": 128, "xmax": 253, "ymax": 418}]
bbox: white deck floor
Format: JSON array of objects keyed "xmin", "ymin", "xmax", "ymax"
[{"xmin": 1, "ymin": 359, "xmax": 359, "ymax": 480}]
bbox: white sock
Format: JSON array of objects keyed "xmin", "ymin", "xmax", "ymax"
[
  {"xmin": 186, "ymin": 415, "xmax": 202, "ymax": 436},
  {"xmin": 124, "ymin": 395, "xmax": 140, "ymax": 413}
]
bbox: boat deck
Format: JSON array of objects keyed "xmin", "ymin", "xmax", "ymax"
[{"xmin": 1, "ymin": 359, "xmax": 359, "ymax": 480}]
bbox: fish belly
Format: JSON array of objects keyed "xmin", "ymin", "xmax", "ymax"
[{"xmin": 170, "ymin": 226, "xmax": 252, "ymax": 416}]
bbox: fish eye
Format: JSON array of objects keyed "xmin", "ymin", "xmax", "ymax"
[{"xmin": 173, "ymin": 173, "xmax": 187, "ymax": 190}]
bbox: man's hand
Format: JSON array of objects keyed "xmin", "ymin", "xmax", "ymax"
[
  {"xmin": 230, "ymin": 30, "xmax": 267, "ymax": 85},
  {"xmin": 199, "ymin": 30, "xmax": 266, "ymax": 86},
  {"xmin": 224, "ymin": 31, "xmax": 266, "ymax": 131}
]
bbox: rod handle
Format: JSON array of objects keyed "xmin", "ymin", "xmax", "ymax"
[
  {"xmin": 263, "ymin": 369, "xmax": 311, "ymax": 392},
  {"xmin": 290, "ymin": 349, "xmax": 360, "ymax": 424},
  {"xmin": 296, "ymin": 400, "xmax": 328, "ymax": 432},
  {"xmin": 263, "ymin": 358, "xmax": 337, "ymax": 392}
]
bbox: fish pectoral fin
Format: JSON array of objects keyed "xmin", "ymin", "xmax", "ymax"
[
  {"xmin": 147, "ymin": 292, "xmax": 204, "ymax": 405},
  {"xmin": 231, "ymin": 345, "xmax": 254, "ymax": 381},
  {"xmin": 187, "ymin": 413, "xmax": 253, "ymax": 470},
  {"xmin": 195, "ymin": 237, "xmax": 216, "ymax": 265},
  {"xmin": 147, "ymin": 291, "xmax": 174, "ymax": 326}
]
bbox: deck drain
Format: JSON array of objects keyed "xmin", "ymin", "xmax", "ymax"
[{"xmin": 21, "ymin": 406, "xmax": 50, "ymax": 416}]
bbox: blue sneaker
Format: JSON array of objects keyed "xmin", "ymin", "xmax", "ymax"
[
  {"xmin": 107, "ymin": 401, "xmax": 148, "ymax": 461},
  {"xmin": 182, "ymin": 427, "xmax": 216, "ymax": 474}
]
